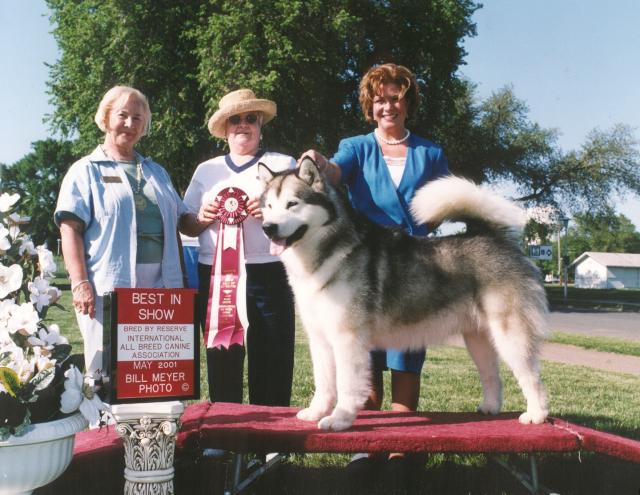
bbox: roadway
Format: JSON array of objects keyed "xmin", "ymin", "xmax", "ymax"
[{"xmin": 548, "ymin": 310, "xmax": 640, "ymax": 342}]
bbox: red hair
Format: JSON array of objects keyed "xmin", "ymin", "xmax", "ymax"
[{"xmin": 359, "ymin": 63, "xmax": 421, "ymax": 124}]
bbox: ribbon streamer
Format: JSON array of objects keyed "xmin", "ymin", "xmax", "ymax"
[{"xmin": 204, "ymin": 187, "xmax": 250, "ymax": 349}]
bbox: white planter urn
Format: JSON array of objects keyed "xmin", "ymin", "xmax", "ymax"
[{"xmin": 0, "ymin": 413, "xmax": 88, "ymax": 495}]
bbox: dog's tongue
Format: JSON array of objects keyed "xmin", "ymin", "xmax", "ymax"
[{"xmin": 269, "ymin": 239, "xmax": 286, "ymax": 256}]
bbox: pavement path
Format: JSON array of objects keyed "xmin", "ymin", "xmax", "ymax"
[
  {"xmin": 548, "ymin": 310, "xmax": 640, "ymax": 342},
  {"xmin": 541, "ymin": 342, "xmax": 640, "ymax": 376},
  {"xmin": 446, "ymin": 307, "xmax": 640, "ymax": 376},
  {"xmin": 545, "ymin": 309, "xmax": 640, "ymax": 375}
]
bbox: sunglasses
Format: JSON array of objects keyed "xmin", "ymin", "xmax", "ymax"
[{"xmin": 228, "ymin": 113, "xmax": 259, "ymax": 125}]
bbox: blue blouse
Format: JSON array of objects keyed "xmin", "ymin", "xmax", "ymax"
[
  {"xmin": 331, "ymin": 132, "xmax": 449, "ymax": 235},
  {"xmin": 54, "ymin": 146, "xmax": 187, "ymax": 294}
]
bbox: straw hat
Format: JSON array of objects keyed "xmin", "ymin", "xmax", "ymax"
[{"xmin": 207, "ymin": 89, "xmax": 277, "ymax": 138}]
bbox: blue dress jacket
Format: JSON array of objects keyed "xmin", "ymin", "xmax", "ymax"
[{"xmin": 331, "ymin": 132, "xmax": 449, "ymax": 235}]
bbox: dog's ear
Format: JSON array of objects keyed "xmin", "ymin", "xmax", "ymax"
[
  {"xmin": 257, "ymin": 162, "xmax": 276, "ymax": 185},
  {"xmin": 297, "ymin": 157, "xmax": 323, "ymax": 189}
]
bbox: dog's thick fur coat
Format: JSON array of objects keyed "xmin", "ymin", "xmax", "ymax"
[{"xmin": 259, "ymin": 159, "xmax": 549, "ymax": 431}]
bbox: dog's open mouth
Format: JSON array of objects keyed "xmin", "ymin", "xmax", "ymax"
[
  {"xmin": 268, "ymin": 226, "xmax": 308, "ymax": 255},
  {"xmin": 269, "ymin": 237, "xmax": 287, "ymax": 256}
]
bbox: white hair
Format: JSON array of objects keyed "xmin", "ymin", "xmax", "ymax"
[{"xmin": 94, "ymin": 86, "xmax": 152, "ymax": 135}]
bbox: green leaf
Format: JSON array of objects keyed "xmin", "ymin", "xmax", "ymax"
[
  {"xmin": 29, "ymin": 367, "xmax": 56, "ymax": 392},
  {"xmin": 50, "ymin": 343, "xmax": 72, "ymax": 363},
  {"xmin": 0, "ymin": 351, "xmax": 12, "ymax": 367},
  {"xmin": 0, "ymin": 367, "xmax": 22, "ymax": 397}
]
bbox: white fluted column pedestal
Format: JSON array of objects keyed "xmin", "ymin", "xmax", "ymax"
[{"xmin": 111, "ymin": 401, "xmax": 184, "ymax": 495}]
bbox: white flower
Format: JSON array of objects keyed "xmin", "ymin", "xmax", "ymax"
[
  {"xmin": 6, "ymin": 214, "xmax": 28, "ymax": 241},
  {"xmin": 0, "ymin": 192, "xmax": 20, "ymax": 213},
  {"xmin": 8, "ymin": 224, "xmax": 19, "ymax": 241},
  {"xmin": 0, "ymin": 327, "xmax": 11, "ymax": 346},
  {"xmin": 0, "ymin": 298, "xmax": 17, "ymax": 323},
  {"xmin": 27, "ymin": 324, "xmax": 68, "ymax": 349},
  {"xmin": 0, "ymin": 263, "xmax": 23, "ymax": 298},
  {"xmin": 0, "ymin": 224, "xmax": 11, "ymax": 252},
  {"xmin": 7, "ymin": 302, "xmax": 40, "ymax": 336},
  {"xmin": 47, "ymin": 324, "xmax": 67, "ymax": 343},
  {"xmin": 6, "ymin": 212, "xmax": 30, "ymax": 225},
  {"xmin": 47, "ymin": 286, "xmax": 62, "ymax": 305},
  {"xmin": 28, "ymin": 276, "xmax": 54, "ymax": 311},
  {"xmin": 60, "ymin": 366, "xmax": 107, "ymax": 428},
  {"xmin": 18, "ymin": 239, "xmax": 37, "ymax": 256},
  {"xmin": 5, "ymin": 344, "xmax": 35, "ymax": 384},
  {"xmin": 32, "ymin": 345, "xmax": 56, "ymax": 371},
  {"xmin": 36, "ymin": 245, "xmax": 57, "ymax": 277},
  {"xmin": 0, "ymin": 300, "xmax": 15, "ymax": 342}
]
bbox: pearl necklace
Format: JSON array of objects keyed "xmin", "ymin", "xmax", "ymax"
[{"xmin": 375, "ymin": 129, "xmax": 411, "ymax": 145}]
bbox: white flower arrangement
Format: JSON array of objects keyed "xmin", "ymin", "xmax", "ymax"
[{"xmin": 0, "ymin": 191, "xmax": 107, "ymax": 439}]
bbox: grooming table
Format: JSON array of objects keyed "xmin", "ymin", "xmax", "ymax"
[
  {"xmin": 184, "ymin": 402, "xmax": 640, "ymax": 494},
  {"xmin": 48, "ymin": 402, "xmax": 640, "ymax": 494}
]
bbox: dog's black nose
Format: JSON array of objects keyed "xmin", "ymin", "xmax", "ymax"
[{"xmin": 262, "ymin": 222, "xmax": 277, "ymax": 238}]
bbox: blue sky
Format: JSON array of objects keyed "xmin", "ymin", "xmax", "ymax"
[{"xmin": 1, "ymin": 0, "xmax": 639, "ymax": 227}]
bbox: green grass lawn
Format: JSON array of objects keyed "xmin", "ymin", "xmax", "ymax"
[
  {"xmin": 550, "ymin": 331, "xmax": 640, "ymax": 357},
  {"xmin": 48, "ymin": 288, "xmax": 640, "ymax": 494}
]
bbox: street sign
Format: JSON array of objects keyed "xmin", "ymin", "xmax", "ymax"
[
  {"xmin": 107, "ymin": 288, "xmax": 199, "ymax": 404},
  {"xmin": 528, "ymin": 244, "xmax": 553, "ymax": 260}
]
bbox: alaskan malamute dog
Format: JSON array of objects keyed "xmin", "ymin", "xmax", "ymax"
[{"xmin": 259, "ymin": 158, "xmax": 548, "ymax": 431}]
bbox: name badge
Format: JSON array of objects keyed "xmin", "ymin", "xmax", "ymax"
[{"xmin": 102, "ymin": 175, "xmax": 123, "ymax": 183}]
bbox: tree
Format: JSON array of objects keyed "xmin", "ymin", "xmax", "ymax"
[
  {"xmin": 1, "ymin": 139, "xmax": 77, "ymax": 248},
  {"xmin": 44, "ymin": 0, "xmax": 640, "ymax": 212},
  {"xmin": 45, "ymin": 0, "xmax": 479, "ymax": 192},
  {"xmin": 46, "ymin": 0, "xmax": 211, "ymax": 190},
  {"xmin": 566, "ymin": 208, "xmax": 640, "ymax": 256},
  {"xmin": 442, "ymin": 86, "xmax": 640, "ymax": 215}
]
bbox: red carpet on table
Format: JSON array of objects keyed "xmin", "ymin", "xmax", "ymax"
[{"xmin": 37, "ymin": 401, "xmax": 640, "ymax": 494}]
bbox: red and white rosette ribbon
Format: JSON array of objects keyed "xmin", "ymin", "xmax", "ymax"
[{"xmin": 204, "ymin": 187, "xmax": 250, "ymax": 349}]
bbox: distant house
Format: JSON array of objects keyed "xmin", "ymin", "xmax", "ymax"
[{"xmin": 570, "ymin": 252, "xmax": 640, "ymax": 289}]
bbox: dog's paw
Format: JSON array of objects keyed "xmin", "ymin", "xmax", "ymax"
[
  {"xmin": 519, "ymin": 409, "xmax": 548, "ymax": 425},
  {"xmin": 477, "ymin": 401, "xmax": 501, "ymax": 416},
  {"xmin": 296, "ymin": 407, "xmax": 327, "ymax": 422},
  {"xmin": 317, "ymin": 412, "xmax": 355, "ymax": 431}
]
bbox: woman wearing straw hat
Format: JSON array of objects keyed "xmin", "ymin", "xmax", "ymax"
[{"xmin": 180, "ymin": 89, "xmax": 296, "ymax": 405}]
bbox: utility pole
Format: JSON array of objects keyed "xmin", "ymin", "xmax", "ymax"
[
  {"xmin": 561, "ymin": 216, "xmax": 570, "ymax": 300},
  {"xmin": 557, "ymin": 228, "xmax": 561, "ymax": 283}
]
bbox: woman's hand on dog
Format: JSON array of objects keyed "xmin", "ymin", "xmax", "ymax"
[
  {"xmin": 298, "ymin": 149, "xmax": 328, "ymax": 171},
  {"xmin": 298, "ymin": 150, "xmax": 342, "ymax": 185}
]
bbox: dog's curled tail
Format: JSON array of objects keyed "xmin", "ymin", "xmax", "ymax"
[{"xmin": 410, "ymin": 176, "xmax": 526, "ymax": 231}]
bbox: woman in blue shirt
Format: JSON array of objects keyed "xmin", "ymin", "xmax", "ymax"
[
  {"xmin": 301, "ymin": 63, "xmax": 449, "ymax": 471},
  {"xmin": 55, "ymin": 86, "xmax": 191, "ymax": 392}
]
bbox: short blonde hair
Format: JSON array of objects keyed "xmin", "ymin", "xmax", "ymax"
[
  {"xmin": 359, "ymin": 64, "xmax": 421, "ymax": 124},
  {"xmin": 94, "ymin": 86, "xmax": 152, "ymax": 135}
]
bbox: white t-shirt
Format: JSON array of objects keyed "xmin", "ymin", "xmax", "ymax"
[{"xmin": 183, "ymin": 151, "xmax": 296, "ymax": 265}]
